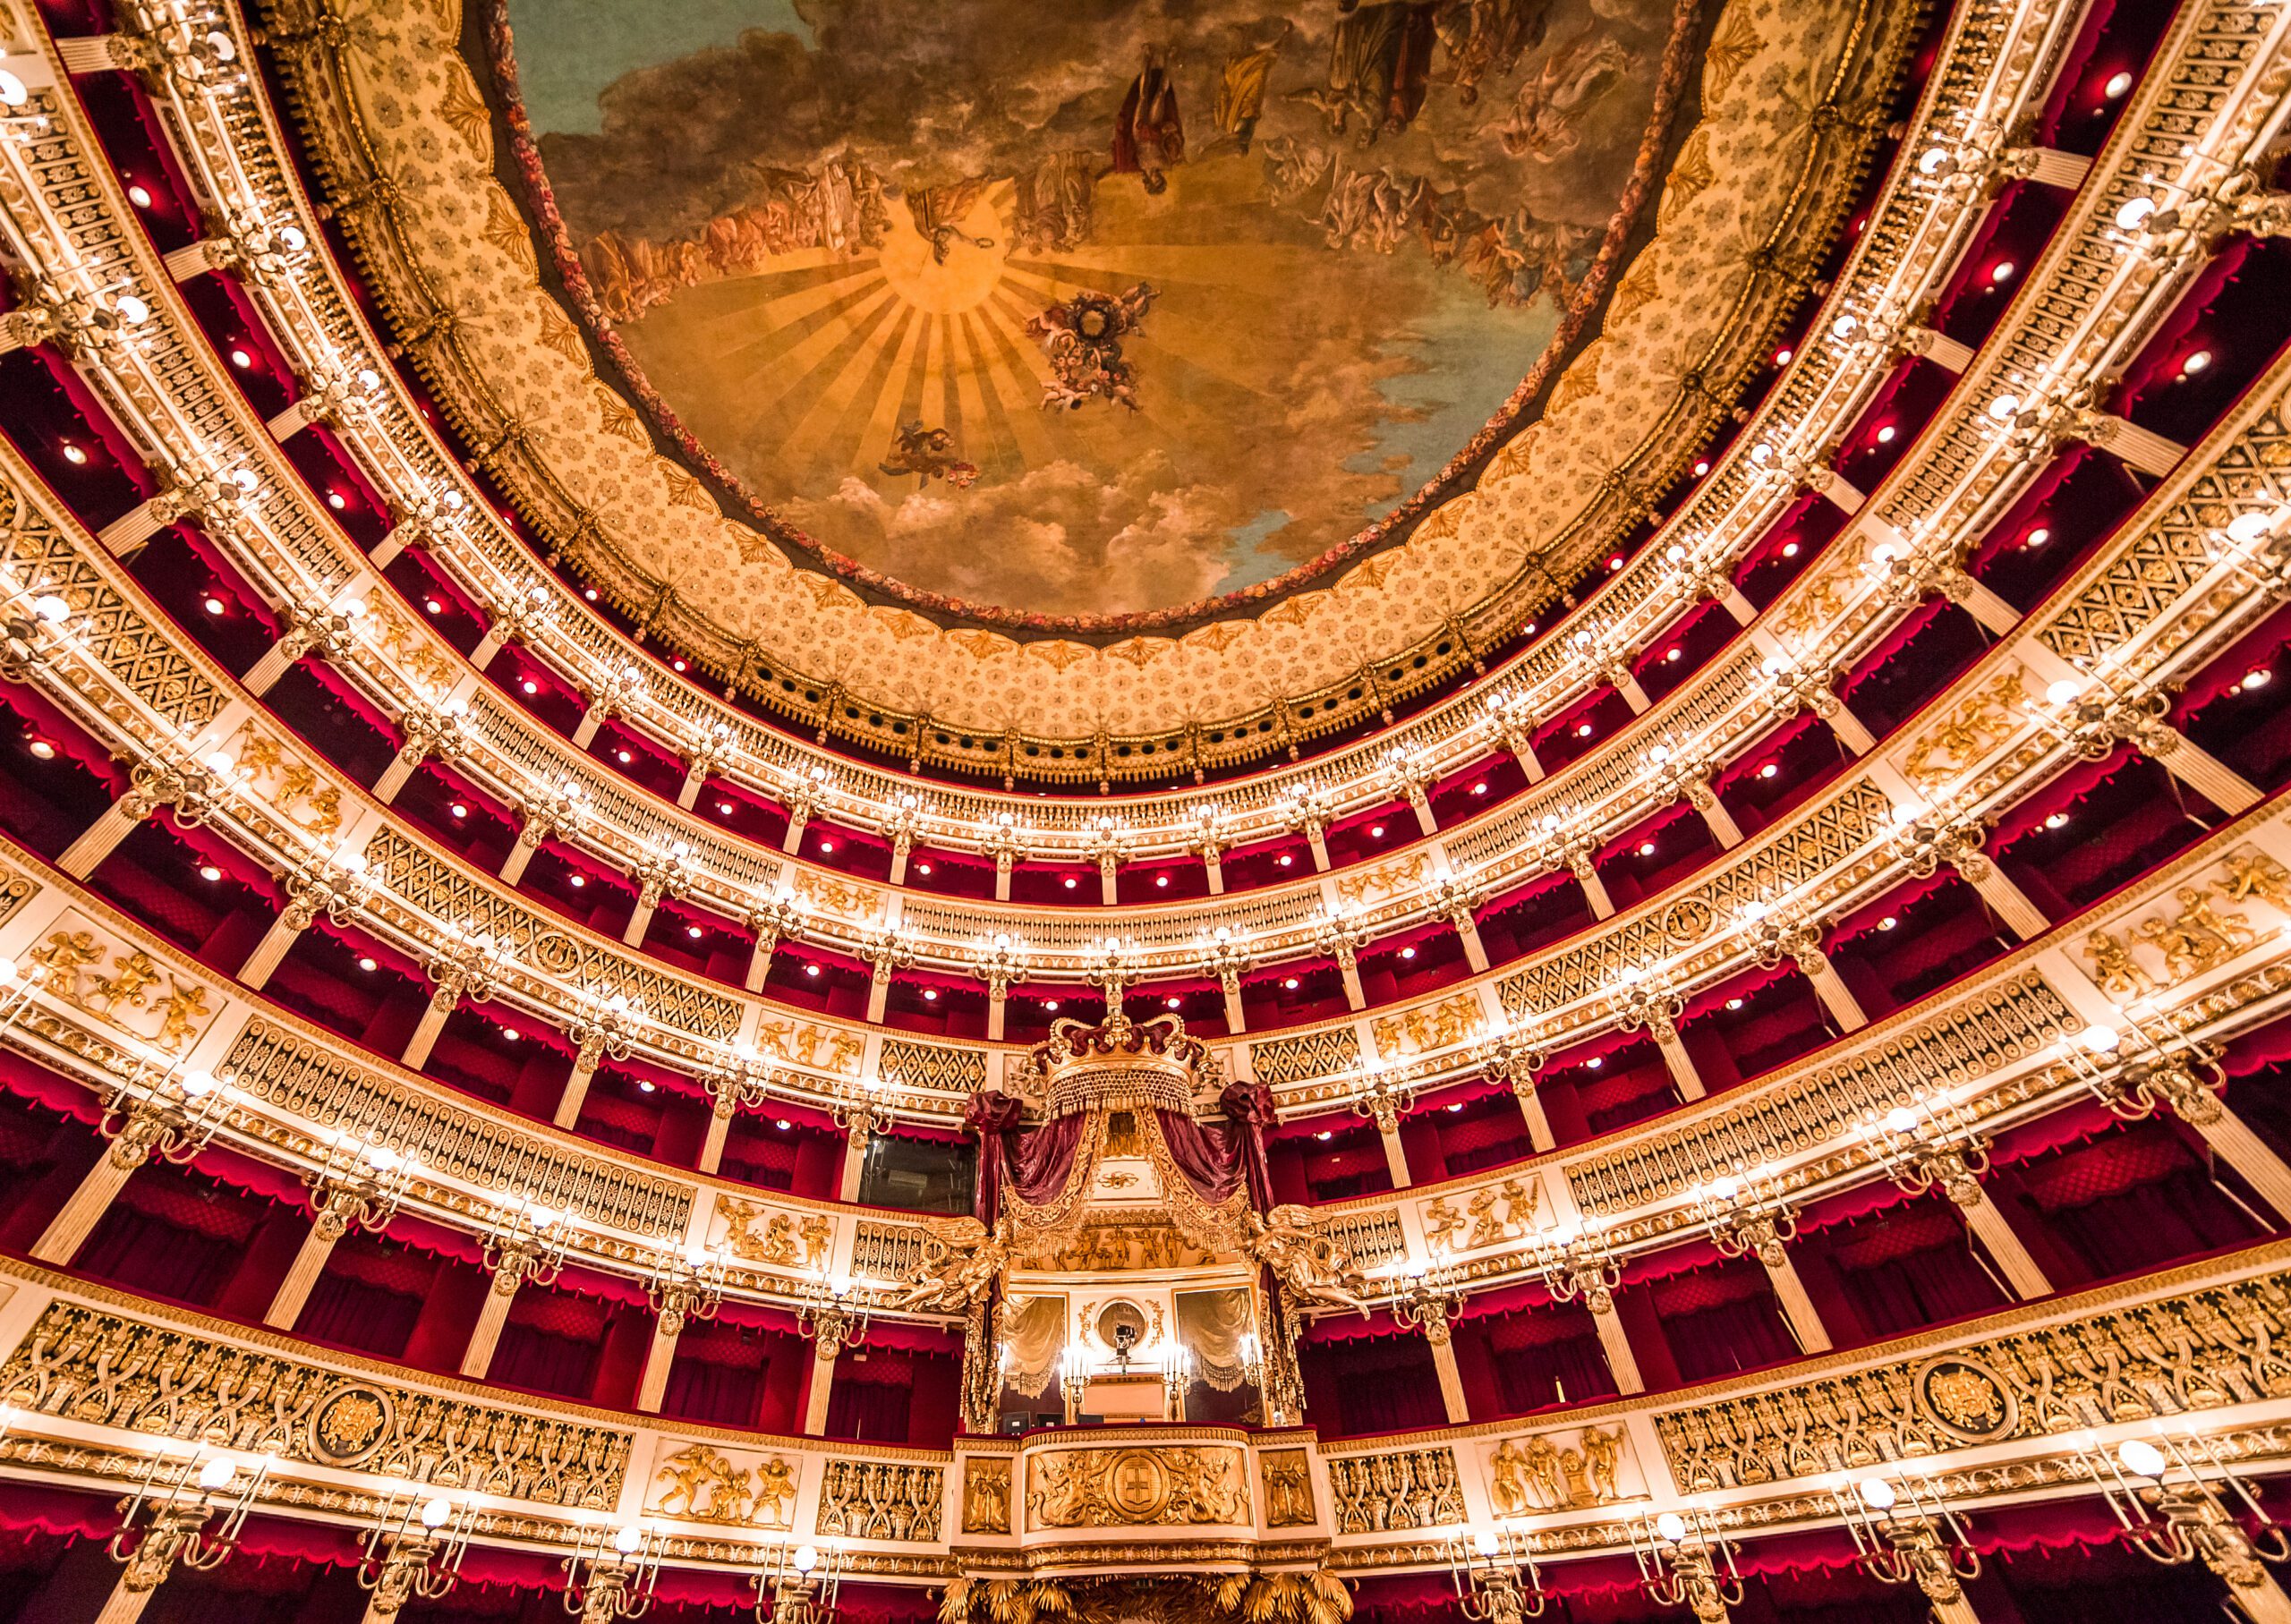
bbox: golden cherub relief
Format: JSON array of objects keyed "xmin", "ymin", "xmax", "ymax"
[
  {"xmin": 1373, "ymin": 991, "xmax": 1486, "ymax": 1060},
  {"xmin": 29, "ymin": 922, "xmax": 213, "ymax": 1056},
  {"xmin": 1423, "ymin": 1176, "xmax": 1537, "ymax": 1253},
  {"xmin": 648, "ymin": 1442, "xmax": 796, "ymax": 1528},
  {"xmin": 1486, "ymin": 1425, "xmax": 1626, "ymax": 1514},
  {"xmin": 714, "ymin": 1195, "xmax": 831, "ymax": 1270},
  {"xmin": 2082, "ymin": 845, "xmax": 2287, "ymax": 995}
]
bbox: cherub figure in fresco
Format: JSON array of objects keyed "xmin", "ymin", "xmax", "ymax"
[
  {"xmin": 1028, "ymin": 284, "xmax": 1157, "ymax": 412},
  {"xmin": 878, "ymin": 422, "xmax": 979, "ymax": 490},
  {"xmin": 1112, "ymin": 46, "xmax": 1185, "ymax": 194},
  {"xmin": 1488, "ymin": 30, "xmax": 1634, "ymax": 162}
]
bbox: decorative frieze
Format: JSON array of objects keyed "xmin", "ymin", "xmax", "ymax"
[
  {"xmin": 0, "ymin": 1300, "xmax": 628, "ymax": 1507},
  {"xmin": 815, "ymin": 1459, "xmax": 944, "ymax": 1542},
  {"xmin": 1323, "ymin": 1446, "xmax": 1466, "ymax": 1535},
  {"xmin": 1656, "ymin": 1267, "xmax": 2291, "ymax": 1492}
]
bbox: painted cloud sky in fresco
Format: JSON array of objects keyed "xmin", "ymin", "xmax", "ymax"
[{"xmin": 501, "ymin": 0, "xmax": 1687, "ymax": 616}]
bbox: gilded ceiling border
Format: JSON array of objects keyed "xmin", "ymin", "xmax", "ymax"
[
  {"xmin": 478, "ymin": 0, "xmax": 1716, "ymax": 638},
  {"xmin": 249, "ymin": 0, "xmax": 1915, "ymax": 779}
]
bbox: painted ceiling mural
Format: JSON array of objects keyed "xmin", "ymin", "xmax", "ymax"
[{"xmin": 493, "ymin": 0, "xmax": 1704, "ymax": 625}]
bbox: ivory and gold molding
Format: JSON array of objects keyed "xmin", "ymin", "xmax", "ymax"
[{"xmin": 5, "ymin": 1247, "xmax": 2291, "ymax": 1582}]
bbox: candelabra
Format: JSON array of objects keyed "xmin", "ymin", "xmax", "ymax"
[
  {"xmin": 751, "ymin": 1543, "xmax": 845, "ymax": 1624},
  {"xmin": 1477, "ymin": 1025, "xmax": 1548, "ymax": 1101},
  {"xmin": 705, "ymin": 1045, "xmax": 776, "ymax": 1120},
  {"xmin": 1692, "ymin": 1165, "xmax": 1797, "ymax": 1266},
  {"xmin": 0, "ymin": 578, "xmax": 72, "ymax": 683},
  {"xmin": 97, "ymin": 1061, "xmax": 231, "ymax": 1169},
  {"xmin": 832, "ymin": 1079, "xmax": 889, "ymax": 1149},
  {"xmin": 563, "ymin": 1523, "xmax": 664, "ymax": 1621},
  {"xmin": 108, "ymin": 1450, "xmax": 266, "ymax": 1598},
  {"xmin": 647, "ymin": 1246, "xmax": 728, "ymax": 1337},
  {"xmin": 2080, "ymin": 1432, "xmax": 2290, "ymax": 1600},
  {"xmin": 796, "ymin": 1271, "xmax": 873, "ymax": 1360},
  {"xmin": 1629, "ymin": 1509, "xmax": 1743, "ymax": 1622},
  {"xmin": 1060, "ymin": 1343, "xmax": 1092, "ymax": 1421},
  {"xmin": 1450, "ymin": 1526, "xmax": 1547, "ymax": 1624},
  {"xmin": 1160, "ymin": 1341, "xmax": 1196, "ymax": 1420},
  {"xmin": 304, "ymin": 1127, "xmax": 414, "ymax": 1240},
  {"xmin": 1351, "ymin": 1067, "xmax": 1414, "ymax": 1136},
  {"xmin": 1834, "ymin": 1474, "xmax": 1980, "ymax": 1613},
  {"xmin": 1856, "ymin": 1091, "xmax": 1992, "ymax": 1205},
  {"xmin": 1388, "ymin": 1258, "xmax": 1466, "ymax": 1342},
  {"xmin": 357, "ymin": 1493, "xmax": 475, "ymax": 1618},
  {"xmin": 1530, "ymin": 1221, "xmax": 1622, "ymax": 1314},
  {"xmin": 425, "ymin": 923, "xmax": 506, "ymax": 1009},
  {"xmin": 482, "ymin": 1197, "xmax": 569, "ymax": 1290},
  {"xmin": 2061, "ymin": 1013, "xmax": 2228, "ymax": 1127}
]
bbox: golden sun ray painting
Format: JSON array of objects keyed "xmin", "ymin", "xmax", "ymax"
[{"xmin": 490, "ymin": 0, "xmax": 1705, "ymax": 627}]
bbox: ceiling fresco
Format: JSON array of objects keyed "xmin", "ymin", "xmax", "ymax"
[{"xmin": 494, "ymin": 0, "xmax": 1705, "ymax": 624}]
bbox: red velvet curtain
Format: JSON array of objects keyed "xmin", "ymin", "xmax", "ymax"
[
  {"xmin": 1154, "ymin": 1109, "xmax": 1246, "ymax": 1205},
  {"xmin": 964, "ymin": 1089, "xmax": 1051, "ymax": 1222}
]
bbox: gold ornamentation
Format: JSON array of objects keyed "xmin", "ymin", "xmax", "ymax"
[
  {"xmin": 1371, "ymin": 991, "xmax": 1486, "ymax": 1060},
  {"xmin": 962, "ymin": 1458, "xmax": 1014, "ymax": 1535},
  {"xmin": 1247, "ymin": 1205, "xmax": 1371, "ymax": 1316},
  {"xmin": 716, "ymin": 1195, "xmax": 829, "ymax": 1269},
  {"xmin": 30, "ymin": 928, "xmax": 212, "ymax": 1056},
  {"xmin": 1262, "ymin": 1450, "xmax": 1316, "ymax": 1527},
  {"xmin": 1900, "ymin": 671, "xmax": 2029, "ymax": 790},
  {"xmin": 1658, "ymin": 1271, "xmax": 2291, "ymax": 1492},
  {"xmin": 1424, "ymin": 1197, "xmax": 1467, "ymax": 1254},
  {"xmin": 310, "ymin": 1384, "xmax": 392, "ymax": 1464},
  {"xmin": 0, "ymin": 1302, "xmax": 626, "ymax": 1506},
  {"xmin": 1466, "ymin": 1179, "xmax": 1537, "ymax": 1249},
  {"xmin": 2082, "ymin": 927, "xmax": 2158, "ymax": 999},
  {"xmin": 1026, "ymin": 1446, "xmax": 1249, "ymax": 1528},
  {"xmin": 2135, "ymin": 887, "xmax": 2255, "ymax": 982},
  {"xmin": 815, "ymin": 1459, "xmax": 942, "ymax": 1541},
  {"xmin": 1913, "ymin": 1356, "xmax": 2016, "ymax": 1442},
  {"xmin": 1333, "ymin": 853, "xmax": 1430, "ymax": 908},
  {"xmin": 1487, "ymin": 1427, "xmax": 1625, "ymax": 1513},
  {"xmin": 649, "ymin": 1443, "xmax": 793, "ymax": 1526},
  {"xmin": 1324, "ymin": 1447, "xmax": 1464, "ymax": 1534},
  {"xmin": 2216, "ymin": 846, "xmax": 2291, "ymax": 913},
  {"xmin": 756, "ymin": 1017, "xmax": 864, "ymax": 1076}
]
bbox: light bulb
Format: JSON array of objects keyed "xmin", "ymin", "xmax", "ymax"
[
  {"xmin": 614, "ymin": 1525, "xmax": 643, "ymax": 1554},
  {"xmin": 794, "ymin": 1544, "xmax": 819, "ymax": 1573},
  {"xmin": 197, "ymin": 1457, "xmax": 236, "ymax": 1489},
  {"xmin": 1856, "ymin": 1476, "xmax": 1897, "ymax": 1510},
  {"xmin": 422, "ymin": 1496, "xmax": 452, "ymax": 1527},
  {"xmin": 1654, "ymin": 1512, "xmax": 1688, "ymax": 1544},
  {"xmin": 2116, "ymin": 1439, "xmax": 2168, "ymax": 1480}
]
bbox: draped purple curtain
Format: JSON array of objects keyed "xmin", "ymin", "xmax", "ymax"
[
  {"xmin": 1216, "ymin": 1082, "xmax": 1278, "ymax": 1212},
  {"xmin": 1007, "ymin": 1110, "xmax": 1089, "ymax": 1209},
  {"xmin": 963, "ymin": 1090, "xmax": 1025, "ymax": 1222},
  {"xmin": 1154, "ymin": 1110, "xmax": 1246, "ymax": 1205}
]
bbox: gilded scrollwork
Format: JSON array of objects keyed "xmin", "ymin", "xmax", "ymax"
[
  {"xmin": 1026, "ymin": 1445, "xmax": 1249, "ymax": 1529},
  {"xmin": 961, "ymin": 1458, "xmax": 1013, "ymax": 1535},
  {"xmin": 0, "ymin": 1301, "xmax": 627, "ymax": 1507}
]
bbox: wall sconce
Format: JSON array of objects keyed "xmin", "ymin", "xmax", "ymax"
[
  {"xmin": 1856, "ymin": 1092, "xmax": 1992, "ymax": 1204},
  {"xmin": 2078, "ymin": 1430, "xmax": 2290, "ymax": 1614},
  {"xmin": 564, "ymin": 1522, "xmax": 664, "ymax": 1620},
  {"xmin": 1628, "ymin": 1509, "xmax": 1742, "ymax": 1620},
  {"xmin": 1834, "ymin": 1473, "xmax": 1980, "ymax": 1617},
  {"xmin": 356, "ymin": 1492, "xmax": 475, "ymax": 1615},
  {"xmin": 1450, "ymin": 1525, "xmax": 1546, "ymax": 1623},
  {"xmin": 97, "ymin": 1062, "xmax": 231, "ymax": 1169},
  {"xmin": 1530, "ymin": 1221, "xmax": 1622, "ymax": 1314},
  {"xmin": 647, "ymin": 1246, "xmax": 728, "ymax": 1337},
  {"xmin": 1693, "ymin": 1166, "xmax": 1797, "ymax": 1266},
  {"xmin": 305, "ymin": 1127, "xmax": 415, "ymax": 1240},
  {"xmin": 752, "ymin": 1541, "xmax": 846, "ymax": 1624},
  {"xmin": 481, "ymin": 1196, "xmax": 568, "ymax": 1290},
  {"xmin": 108, "ymin": 1450, "xmax": 268, "ymax": 1599},
  {"xmin": 796, "ymin": 1271, "xmax": 874, "ymax": 1360}
]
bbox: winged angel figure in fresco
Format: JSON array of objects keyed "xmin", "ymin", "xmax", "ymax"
[{"xmin": 1026, "ymin": 283, "xmax": 1158, "ymax": 412}]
